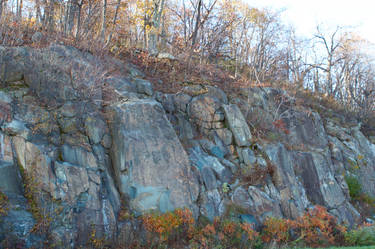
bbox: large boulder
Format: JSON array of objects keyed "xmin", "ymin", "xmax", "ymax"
[
  {"xmin": 188, "ymin": 95, "xmax": 224, "ymax": 124},
  {"xmin": 222, "ymin": 104, "xmax": 252, "ymax": 147},
  {"xmin": 109, "ymin": 99, "xmax": 199, "ymax": 215},
  {"xmin": 231, "ymin": 186, "xmax": 282, "ymax": 222}
]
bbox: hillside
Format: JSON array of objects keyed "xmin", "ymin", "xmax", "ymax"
[{"xmin": 0, "ymin": 44, "xmax": 375, "ymax": 248}]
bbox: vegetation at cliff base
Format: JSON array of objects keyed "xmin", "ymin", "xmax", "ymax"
[{"xmin": 88, "ymin": 206, "xmax": 375, "ymax": 249}]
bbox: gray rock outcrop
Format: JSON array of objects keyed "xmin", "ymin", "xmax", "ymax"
[{"xmin": 0, "ymin": 44, "xmax": 374, "ymax": 247}]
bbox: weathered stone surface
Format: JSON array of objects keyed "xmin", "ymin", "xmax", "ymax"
[
  {"xmin": 240, "ymin": 148, "xmax": 256, "ymax": 165},
  {"xmin": 327, "ymin": 125, "xmax": 375, "ymax": 198},
  {"xmin": 200, "ymin": 189, "xmax": 224, "ymax": 221},
  {"xmin": 231, "ymin": 186, "xmax": 281, "ymax": 221},
  {"xmin": 189, "ymin": 146, "xmax": 232, "ymax": 184},
  {"xmin": 286, "ymin": 111, "xmax": 328, "ymax": 149},
  {"xmin": 212, "ymin": 128, "xmax": 233, "ymax": 146},
  {"xmin": 12, "ymin": 137, "xmax": 57, "ymax": 194},
  {"xmin": 0, "ymin": 47, "xmax": 28, "ymax": 84},
  {"xmin": 248, "ymin": 186, "xmax": 282, "ymax": 218},
  {"xmin": 62, "ymin": 145, "xmax": 98, "ymax": 169},
  {"xmin": 3, "ymin": 44, "xmax": 375, "ymax": 247},
  {"xmin": 204, "ymin": 86, "xmax": 228, "ymax": 104},
  {"xmin": 157, "ymin": 93, "xmax": 175, "ymax": 113},
  {"xmin": 101, "ymin": 134, "xmax": 112, "ymax": 149},
  {"xmin": 222, "ymin": 104, "xmax": 252, "ymax": 146},
  {"xmin": 0, "ymin": 161, "xmax": 22, "ymax": 194},
  {"xmin": 188, "ymin": 95, "xmax": 223, "ymax": 123},
  {"xmin": 200, "ymin": 167, "xmax": 218, "ymax": 190},
  {"xmin": 0, "ymin": 95, "xmax": 12, "ymax": 125},
  {"xmin": 293, "ymin": 150, "xmax": 346, "ymax": 208},
  {"xmin": 0, "ymin": 91, "xmax": 12, "ymax": 103},
  {"xmin": 61, "ymin": 133, "xmax": 90, "ymax": 148},
  {"xmin": 0, "ymin": 133, "xmax": 13, "ymax": 162},
  {"xmin": 1, "ymin": 119, "xmax": 29, "ymax": 138},
  {"xmin": 59, "ymin": 101, "xmax": 77, "ymax": 118},
  {"xmin": 173, "ymin": 93, "xmax": 191, "ymax": 113},
  {"xmin": 199, "ymin": 139, "xmax": 225, "ymax": 159},
  {"xmin": 330, "ymin": 202, "xmax": 361, "ymax": 226},
  {"xmin": 109, "ymin": 99, "xmax": 199, "ymax": 215},
  {"xmin": 54, "ymin": 161, "xmax": 90, "ymax": 204},
  {"xmin": 0, "ymin": 194, "xmax": 40, "ymax": 248},
  {"xmin": 175, "ymin": 114, "xmax": 195, "ymax": 141},
  {"xmin": 265, "ymin": 143, "xmax": 310, "ymax": 219},
  {"xmin": 85, "ymin": 116, "xmax": 106, "ymax": 144},
  {"xmin": 134, "ymin": 78, "xmax": 153, "ymax": 96},
  {"xmin": 105, "ymin": 77, "xmax": 136, "ymax": 94},
  {"xmin": 58, "ymin": 116, "xmax": 79, "ymax": 134},
  {"xmin": 125, "ymin": 63, "xmax": 145, "ymax": 78}
]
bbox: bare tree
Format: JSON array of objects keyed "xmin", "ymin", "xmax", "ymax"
[
  {"xmin": 313, "ymin": 26, "xmax": 345, "ymax": 96},
  {"xmin": 0, "ymin": 0, "xmax": 4, "ymax": 21},
  {"xmin": 100, "ymin": 0, "xmax": 107, "ymax": 40},
  {"xmin": 148, "ymin": 0, "xmax": 165, "ymax": 54},
  {"xmin": 106, "ymin": 0, "xmax": 121, "ymax": 45}
]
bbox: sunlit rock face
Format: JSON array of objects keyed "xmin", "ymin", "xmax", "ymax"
[{"xmin": 0, "ymin": 45, "xmax": 374, "ymax": 247}]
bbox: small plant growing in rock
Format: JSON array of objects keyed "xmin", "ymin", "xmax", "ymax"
[
  {"xmin": 0, "ymin": 191, "xmax": 9, "ymax": 218},
  {"xmin": 222, "ymin": 182, "xmax": 230, "ymax": 193},
  {"xmin": 345, "ymin": 175, "xmax": 362, "ymax": 200},
  {"xmin": 345, "ymin": 175, "xmax": 375, "ymax": 209},
  {"xmin": 88, "ymin": 225, "xmax": 106, "ymax": 249}
]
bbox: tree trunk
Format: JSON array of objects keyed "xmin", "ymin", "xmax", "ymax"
[
  {"xmin": 75, "ymin": 1, "xmax": 82, "ymax": 40},
  {"xmin": 183, "ymin": 0, "xmax": 187, "ymax": 45},
  {"xmin": 82, "ymin": 0, "xmax": 92, "ymax": 38},
  {"xmin": 48, "ymin": 0, "xmax": 55, "ymax": 31},
  {"xmin": 42, "ymin": 0, "xmax": 49, "ymax": 28},
  {"xmin": 70, "ymin": 0, "xmax": 77, "ymax": 34},
  {"xmin": 0, "ymin": 0, "xmax": 3, "ymax": 22},
  {"xmin": 191, "ymin": 0, "xmax": 201, "ymax": 47},
  {"xmin": 34, "ymin": 0, "xmax": 42, "ymax": 23},
  {"xmin": 18, "ymin": 0, "xmax": 23, "ymax": 21},
  {"xmin": 106, "ymin": 0, "xmax": 121, "ymax": 45},
  {"xmin": 148, "ymin": 0, "xmax": 165, "ymax": 54},
  {"xmin": 100, "ymin": 0, "xmax": 107, "ymax": 41}
]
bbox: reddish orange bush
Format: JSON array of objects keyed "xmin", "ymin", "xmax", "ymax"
[
  {"xmin": 292, "ymin": 205, "xmax": 346, "ymax": 247},
  {"xmin": 262, "ymin": 216, "xmax": 292, "ymax": 243},
  {"xmin": 241, "ymin": 222, "xmax": 259, "ymax": 241},
  {"xmin": 142, "ymin": 208, "xmax": 194, "ymax": 242}
]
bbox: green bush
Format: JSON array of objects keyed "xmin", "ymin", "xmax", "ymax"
[
  {"xmin": 344, "ymin": 226, "xmax": 375, "ymax": 246},
  {"xmin": 345, "ymin": 175, "xmax": 362, "ymax": 200}
]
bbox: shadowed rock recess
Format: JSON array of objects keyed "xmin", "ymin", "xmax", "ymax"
[{"xmin": 0, "ymin": 45, "xmax": 374, "ymax": 247}]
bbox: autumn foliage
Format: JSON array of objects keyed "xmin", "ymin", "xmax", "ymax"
[{"xmin": 138, "ymin": 205, "xmax": 375, "ymax": 248}]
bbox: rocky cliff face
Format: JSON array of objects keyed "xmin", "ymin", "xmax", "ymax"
[{"xmin": 0, "ymin": 45, "xmax": 374, "ymax": 248}]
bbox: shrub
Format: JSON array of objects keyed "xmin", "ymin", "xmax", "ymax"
[
  {"xmin": 142, "ymin": 208, "xmax": 195, "ymax": 243},
  {"xmin": 262, "ymin": 217, "xmax": 292, "ymax": 244},
  {"xmin": 345, "ymin": 175, "xmax": 362, "ymax": 200},
  {"xmin": 292, "ymin": 205, "xmax": 346, "ymax": 247},
  {"xmin": 141, "ymin": 209, "xmax": 262, "ymax": 248},
  {"xmin": 0, "ymin": 191, "xmax": 9, "ymax": 218},
  {"xmin": 344, "ymin": 225, "xmax": 375, "ymax": 246},
  {"xmin": 345, "ymin": 175, "xmax": 375, "ymax": 209}
]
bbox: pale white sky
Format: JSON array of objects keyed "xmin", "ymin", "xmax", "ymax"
[{"xmin": 249, "ymin": 0, "xmax": 375, "ymax": 44}]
